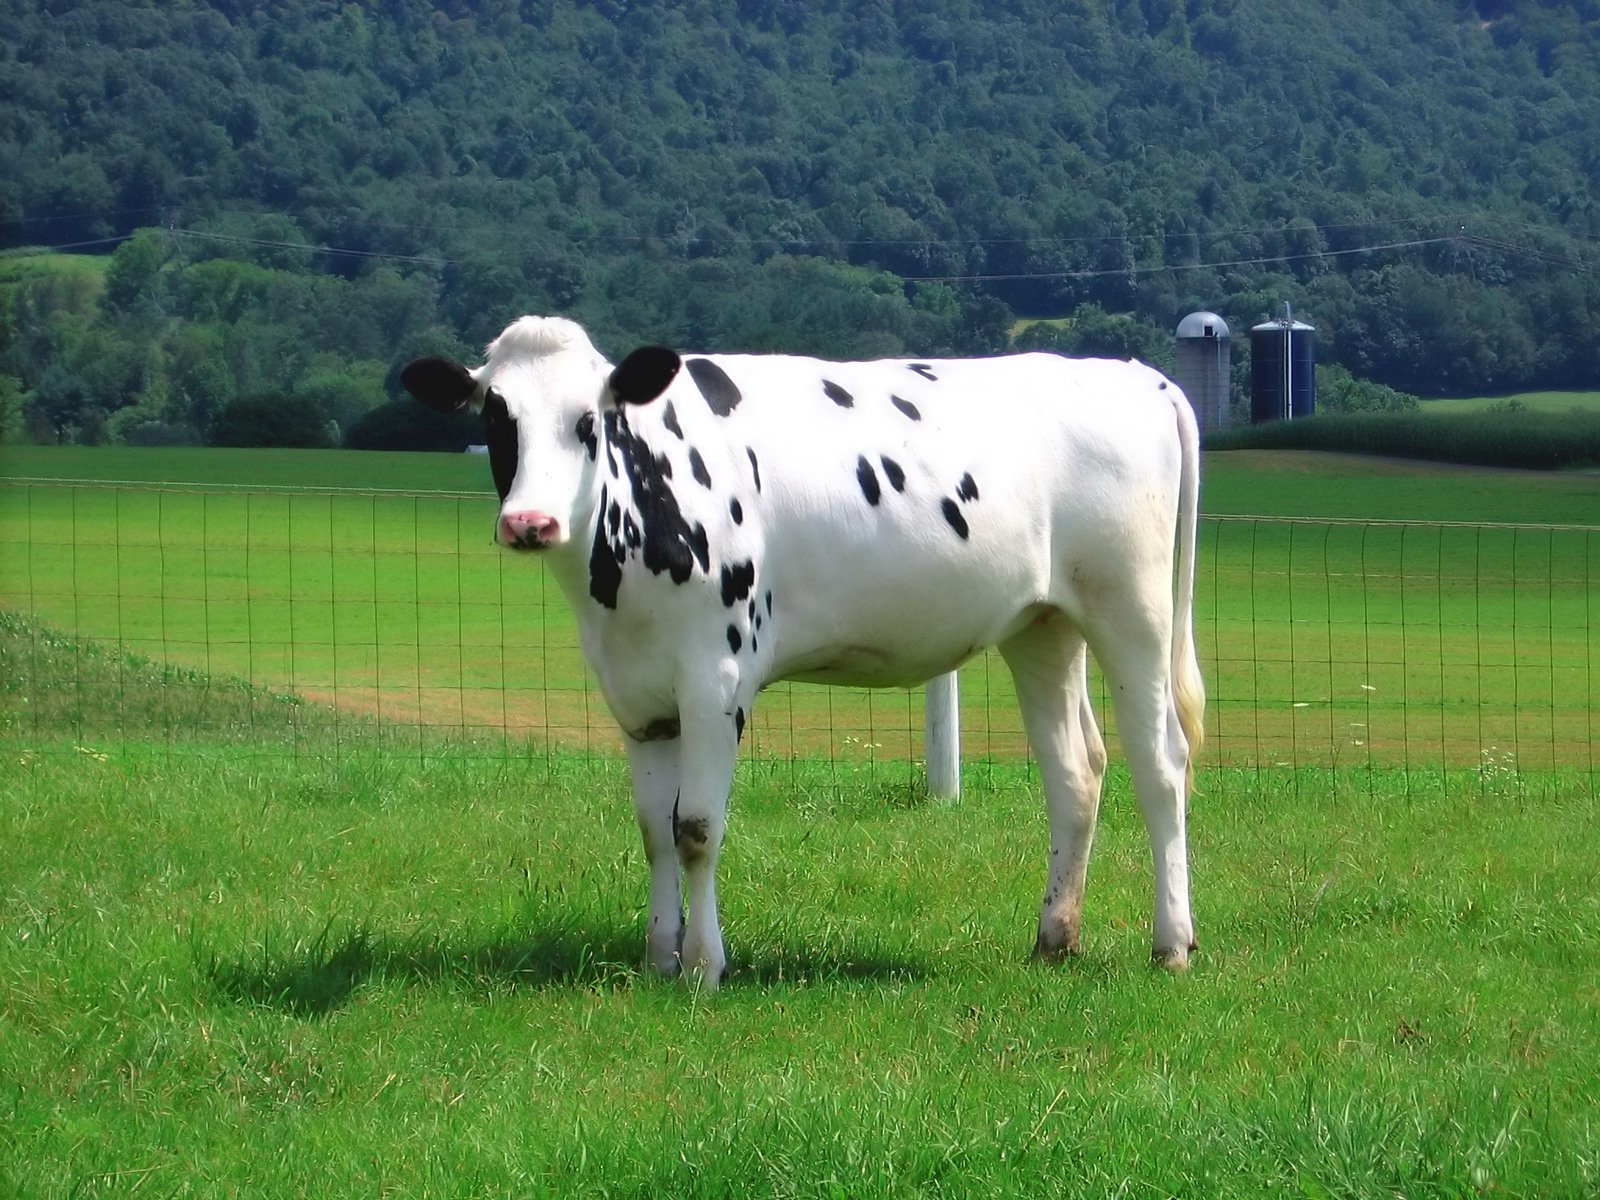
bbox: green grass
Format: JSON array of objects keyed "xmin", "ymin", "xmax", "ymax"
[
  {"xmin": 1202, "ymin": 448, "xmax": 1600, "ymax": 526},
  {"xmin": 0, "ymin": 250, "xmax": 110, "ymax": 282},
  {"xmin": 1206, "ymin": 409, "xmax": 1600, "ymax": 471},
  {"xmin": 0, "ymin": 444, "xmax": 494, "ymax": 495},
  {"xmin": 6, "ymin": 442, "xmax": 1598, "ymax": 525},
  {"xmin": 1423, "ymin": 390, "xmax": 1600, "ymax": 416},
  {"xmin": 3, "ymin": 449, "xmax": 1597, "ymax": 771},
  {"xmin": 3, "ymin": 625, "xmax": 1598, "ymax": 1196}
]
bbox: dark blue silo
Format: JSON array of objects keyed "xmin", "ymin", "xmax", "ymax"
[{"xmin": 1250, "ymin": 316, "xmax": 1316, "ymax": 423}]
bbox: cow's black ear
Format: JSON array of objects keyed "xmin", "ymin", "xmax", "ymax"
[
  {"xmin": 609, "ymin": 346, "xmax": 681, "ymax": 405},
  {"xmin": 401, "ymin": 356, "xmax": 477, "ymax": 413}
]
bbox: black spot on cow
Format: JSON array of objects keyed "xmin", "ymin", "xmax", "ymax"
[
  {"xmin": 481, "ymin": 390, "xmax": 518, "ymax": 501},
  {"xmin": 957, "ymin": 472, "xmax": 980, "ymax": 502},
  {"xmin": 607, "ymin": 499, "xmax": 622, "ymax": 538},
  {"xmin": 720, "ymin": 559, "xmax": 756, "ymax": 608},
  {"xmin": 752, "ymin": 634, "xmax": 758, "ymax": 654},
  {"xmin": 589, "ymin": 518, "xmax": 623, "ymax": 607},
  {"xmin": 623, "ymin": 512, "xmax": 640, "ymax": 548},
  {"xmin": 1158, "ymin": 381, "xmax": 1168, "ymax": 390},
  {"xmin": 891, "ymin": 395, "xmax": 921, "ymax": 422},
  {"xmin": 746, "ymin": 447, "xmax": 762, "ymax": 493},
  {"xmin": 856, "ymin": 456, "xmax": 881, "ymax": 506},
  {"xmin": 675, "ymin": 815, "xmax": 711, "ymax": 861},
  {"xmin": 734, "ymin": 707, "xmax": 746, "ymax": 742},
  {"xmin": 686, "ymin": 358, "xmax": 742, "ymax": 417},
  {"xmin": 754, "ymin": 613, "xmax": 762, "ymax": 631},
  {"xmin": 941, "ymin": 497, "xmax": 970, "ymax": 540},
  {"xmin": 747, "ymin": 599, "xmax": 756, "ymax": 620},
  {"xmin": 689, "ymin": 447, "xmax": 711, "ymax": 488},
  {"xmin": 596, "ymin": 410, "xmax": 710, "ymax": 598},
  {"xmin": 729, "ymin": 497, "xmax": 743, "ymax": 524},
  {"xmin": 880, "ymin": 456, "xmax": 906, "ymax": 492},
  {"xmin": 575, "ymin": 412, "xmax": 597, "ymax": 461},
  {"xmin": 727, "ymin": 624, "xmax": 742, "ymax": 653},
  {"xmin": 636, "ymin": 717, "xmax": 680, "ymax": 742},
  {"xmin": 909, "ymin": 363, "xmax": 939, "ymax": 381},
  {"xmin": 765, "ymin": 590, "xmax": 773, "ymax": 616},
  {"xmin": 823, "ymin": 379, "xmax": 854, "ymax": 408},
  {"xmin": 663, "ymin": 401, "xmax": 684, "ymax": 439}
]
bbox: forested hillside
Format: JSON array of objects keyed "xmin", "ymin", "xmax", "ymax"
[{"xmin": 3, "ymin": 0, "xmax": 1599, "ymax": 446}]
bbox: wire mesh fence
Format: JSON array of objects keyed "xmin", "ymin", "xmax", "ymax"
[{"xmin": 2, "ymin": 480, "xmax": 1596, "ymax": 785}]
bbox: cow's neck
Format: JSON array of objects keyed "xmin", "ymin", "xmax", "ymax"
[{"xmin": 554, "ymin": 406, "xmax": 713, "ymax": 616}]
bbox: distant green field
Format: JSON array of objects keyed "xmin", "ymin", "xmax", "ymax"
[
  {"xmin": 0, "ymin": 444, "xmax": 493, "ymax": 495},
  {"xmin": 0, "ymin": 249, "xmax": 109, "ymax": 282},
  {"xmin": 3, "ymin": 447, "xmax": 1595, "ymax": 771},
  {"xmin": 4, "ymin": 442, "xmax": 1598, "ymax": 525},
  {"xmin": 1424, "ymin": 390, "xmax": 1600, "ymax": 416}
]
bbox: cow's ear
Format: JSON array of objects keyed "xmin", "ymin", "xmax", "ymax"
[
  {"xmin": 401, "ymin": 356, "xmax": 478, "ymax": 413},
  {"xmin": 609, "ymin": 346, "xmax": 680, "ymax": 405}
]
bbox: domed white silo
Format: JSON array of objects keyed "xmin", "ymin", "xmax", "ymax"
[{"xmin": 1174, "ymin": 311, "xmax": 1231, "ymax": 437}]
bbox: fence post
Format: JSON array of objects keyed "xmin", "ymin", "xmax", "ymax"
[{"xmin": 925, "ymin": 671, "xmax": 961, "ymax": 801}]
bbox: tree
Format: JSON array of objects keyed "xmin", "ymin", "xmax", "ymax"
[
  {"xmin": 208, "ymin": 392, "xmax": 334, "ymax": 448},
  {"xmin": 103, "ymin": 230, "xmax": 169, "ymax": 314}
]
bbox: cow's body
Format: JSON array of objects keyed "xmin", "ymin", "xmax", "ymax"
[{"xmin": 405, "ymin": 316, "xmax": 1205, "ymax": 987}]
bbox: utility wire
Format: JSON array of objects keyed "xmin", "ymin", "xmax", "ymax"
[
  {"xmin": 902, "ymin": 237, "xmax": 1464, "ymax": 282},
  {"xmin": 3, "ymin": 223, "xmax": 1591, "ymax": 280}
]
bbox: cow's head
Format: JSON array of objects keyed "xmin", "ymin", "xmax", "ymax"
[{"xmin": 401, "ymin": 317, "xmax": 680, "ymax": 550}]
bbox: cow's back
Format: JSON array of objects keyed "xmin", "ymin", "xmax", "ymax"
[{"xmin": 666, "ymin": 351, "xmax": 1185, "ymax": 688}]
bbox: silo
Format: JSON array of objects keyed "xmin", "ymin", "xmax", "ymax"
[
  {"xmin": 1174, "ymin": 311, "xmax": 1231, "ymax": 437},
  {"xmin": 1250, "ymin": 312, "xmax": 1316, "ymax": 423}
]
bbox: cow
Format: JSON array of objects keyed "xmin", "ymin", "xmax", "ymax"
[{"xmin": 402, "ymin": 315, "xmax": 1205, "ymax": 989}]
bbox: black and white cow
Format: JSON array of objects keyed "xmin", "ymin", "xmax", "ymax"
[{"xmin": 403, "ymin": 316, "xmax": 1205, "ymax": 988}]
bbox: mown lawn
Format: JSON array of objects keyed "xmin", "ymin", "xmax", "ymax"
[{"xmin": 2, "ymin": 626, "xmax": 1598, "ymax": 1197}]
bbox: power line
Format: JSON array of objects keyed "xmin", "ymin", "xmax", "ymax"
[
  {"xmin": 3, "ymin": 222, "xmax": 1591, "ymax": 282},
  {"xmin": 168, "ymin": 227, "xmax": 450, "ymax": 266},
  {"xmin": 902, "ymin": 237, "xmax": 1464, "ymax": 283}
]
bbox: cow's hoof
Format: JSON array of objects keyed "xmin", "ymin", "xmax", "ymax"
[
  {"xmin": 647, "ymin": 955, "xmax": 682, "ymax": 979},
  {"xmin": 1152, "ymin": 939, "xmax": 1198, "ymax": 972},
  {"xmin": 1030, "ymin": 930, "xmax": 1081, "ymax": 963},
  {"xmin": 684, "ymin": 961, "xmax": 728, "ymax": 993}
]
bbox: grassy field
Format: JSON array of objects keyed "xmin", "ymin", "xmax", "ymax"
[
  {"xmin": 1423, "ymin": 390, "xmax": 1600, "ymax": 416},
  {"xmin": 3, "ymin": 623, "xmax": 1598, "ymax": 1196},
  {"xmin": 6, "ymin": 442, "xmax": 1599, "ymax": 524},
  {"xmin": 0, "ymin": 250, "xmax": 110, "ymax": 283},
  {"xmin": 2, "ymin": 446, "xmax": 1595, "ymax": 772}
]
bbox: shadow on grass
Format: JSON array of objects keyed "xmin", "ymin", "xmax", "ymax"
[{"xmin": 202, "ymin": 917, "xmax": 929, "ymax": 1016}]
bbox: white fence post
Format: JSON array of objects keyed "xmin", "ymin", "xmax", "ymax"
[{"xmin": 924, "ymin": 671, "xmax": 961, "ymax": 801}]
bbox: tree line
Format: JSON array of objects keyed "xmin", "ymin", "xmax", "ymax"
[{"xmin": 2, "ymin": 0, "xmax": 1598, "ymax": 446}]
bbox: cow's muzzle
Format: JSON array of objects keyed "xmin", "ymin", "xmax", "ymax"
[{"xmin": 498, "ymin": 511, "xmax": 561, "ymax": 550}]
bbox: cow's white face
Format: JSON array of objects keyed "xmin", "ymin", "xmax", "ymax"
[{"xmin": 402, "ymin": 317, "xmax": 679, "ymax": 551}]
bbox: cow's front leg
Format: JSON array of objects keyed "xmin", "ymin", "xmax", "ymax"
[
  {"xmin": 625, "ymin": 735, "xmax": 684, "ymax": 976},
  {"xmin": 672, "ymin": 694, "xmax": 744, "ymax": 991}
]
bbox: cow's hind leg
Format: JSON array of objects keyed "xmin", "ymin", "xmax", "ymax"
[
  {"xmin": 1082, "ymin": 610, "xmax": 1197, "ymax": 970},
  {"xmin": 625, "ymin": 735, "xmax": 685, "ymax": 976},
  {"xmin": 1000, "ymin": 616, "xmax": 1107, "ymax": 960}
]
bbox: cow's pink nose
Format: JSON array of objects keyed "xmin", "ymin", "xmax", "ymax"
[{"xmin": 498, "ymin": 511, "xmax": 560, "ymax": 548}]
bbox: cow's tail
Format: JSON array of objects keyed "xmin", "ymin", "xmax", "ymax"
[{"xmin": 1169, "ymin": 382, "xmax": 1206, "ymax": 793}]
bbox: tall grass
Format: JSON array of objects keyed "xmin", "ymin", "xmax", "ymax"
[{"xmin": 1206, "ymin": 409, "xmax": 1600, "ymax": 470}]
